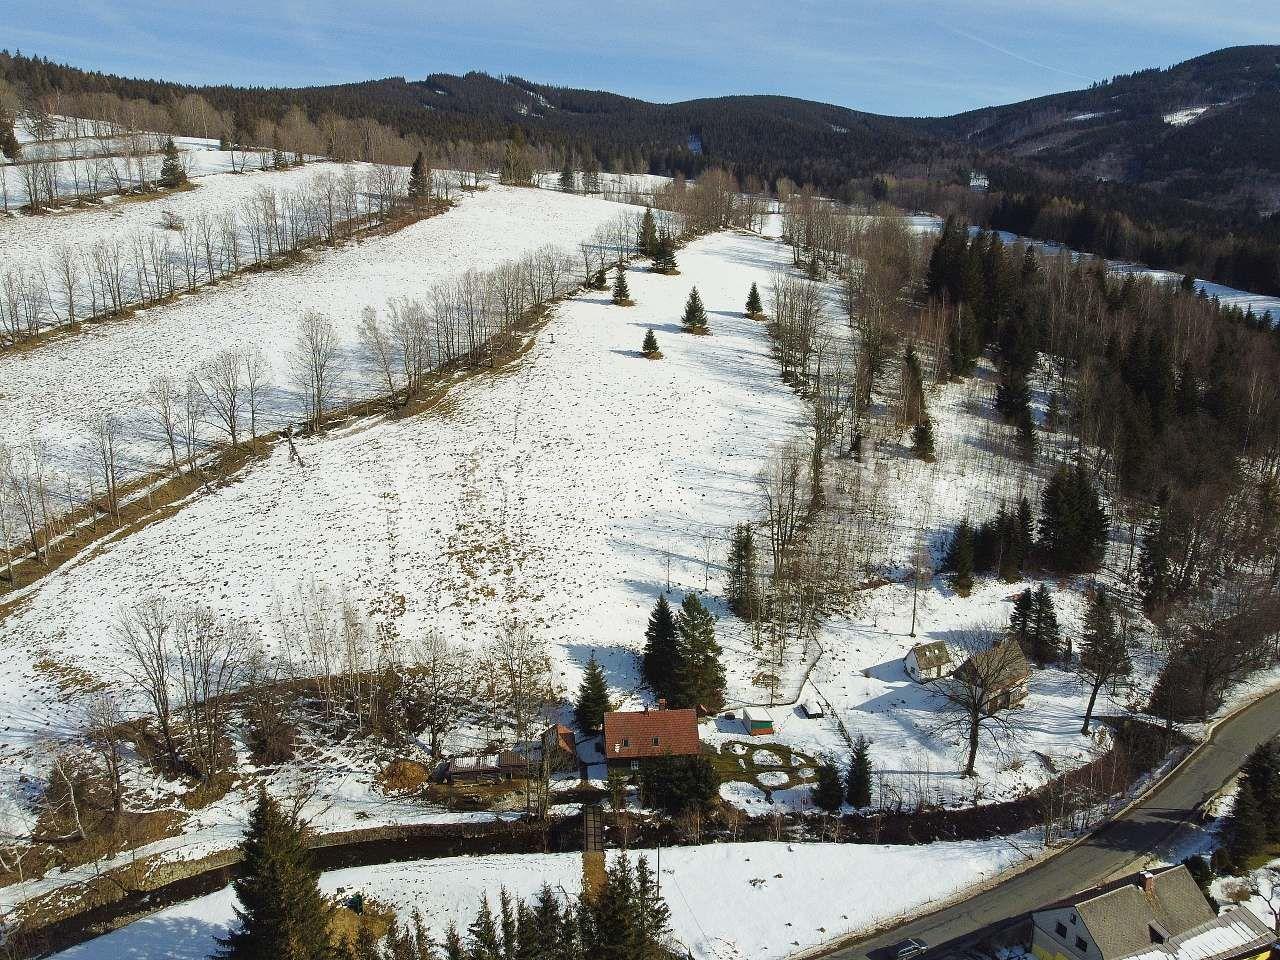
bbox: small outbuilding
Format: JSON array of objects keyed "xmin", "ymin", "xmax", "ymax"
[
  {"xmin": 905, "ymin": 640, "xmax": 955, "ymax": 682},
  {"xmin": 442, "ymin": 750, "xmax": 528, "ymax": 784},
  {"xmin": 800, "ymin": 699, "xmax": 824, "ymax": 719},
  {"xmin": 742, "ymin": 706, "xmax": 774, "ymax": 736}
]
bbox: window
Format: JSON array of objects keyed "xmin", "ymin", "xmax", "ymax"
[
  {"xmin": 630, "ymin": 760, "xmax": 639, "ymax": 770},
  {"xmin": 1055, "ymin": 923, "xmax": 1068, "ymax": 939},
  {"xmin": 652, "ymin": 736, "xmax": 660, "ymax": 746},
  {"xmin": 1075, "ymin": 937, "xmax": 1087, "ymax": 953},
  {"xmin": 621, "ymin": 738, "xmax": 630, "ymax": 748},
  {"xmin": 1071, "ymin": 914, "xmax": 1078, "ymax": 925}
]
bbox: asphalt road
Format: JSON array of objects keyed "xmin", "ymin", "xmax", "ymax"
[{"xmin": 820, "ymin": 687, "xmax": 1280, "ymax": 960}]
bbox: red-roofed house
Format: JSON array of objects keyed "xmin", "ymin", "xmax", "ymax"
[{"xmin": 602, "ymin": 707, "xmax": 701, "ymax": 772}]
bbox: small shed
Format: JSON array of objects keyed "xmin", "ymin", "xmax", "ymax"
[
  {"xmin": 800, "ymin": 699, "xmax": 824, "ymax": 719},
  {"xmin": 742, "ymin": 706, "xmax": 774, "ymax": 736},
  {"xmin": 442, "ymin": 750, "xmax": 528, "ymax": 784}
]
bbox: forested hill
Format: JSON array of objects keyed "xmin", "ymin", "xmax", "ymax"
[
  {"xmin": 4, "ymin": 45, "xmax": 1279, "ymax": 211},
  {"xmin": 916, "ymin": 45, "xmax": 1280, "ymax": 210},
  {"xmin": 0, "ymin": 52, "xmax": 945, "ymax": 189}
]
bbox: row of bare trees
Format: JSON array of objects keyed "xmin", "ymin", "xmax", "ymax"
[
  {"xmin": 0, "ymin": 218, "xmax": 633, "ymax": 583},
  {"xmin": 1, "ymin": 163, "xmax": 443, "ymax": 345}
]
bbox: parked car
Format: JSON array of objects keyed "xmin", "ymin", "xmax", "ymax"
[{"xmin": 894, "ymin": 938, "xmax": 928, "ymax": 959}]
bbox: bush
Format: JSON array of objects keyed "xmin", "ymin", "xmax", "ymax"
[
  {"xmin": 639, "ymin": 754, "xmax": 719, "ymax": 814},
  {"xmin": 812, "ymin": 760, "xmax": 844, "ymax": 812}
]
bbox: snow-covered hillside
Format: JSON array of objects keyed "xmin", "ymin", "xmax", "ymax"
[
  {"xmin": 53, "ymin": 840, "xmax": 1030, "ymax": 960},
  {"xmin": 0, "ymin": 182, "xmax": 634, "ymax": 475}
]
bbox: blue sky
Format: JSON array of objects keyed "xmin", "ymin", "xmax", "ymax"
[{"xmin": 7, "ymin": 1, "xmax": 1280, "ymax": 115}]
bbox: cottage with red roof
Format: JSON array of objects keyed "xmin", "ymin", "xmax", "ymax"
[{"xmin": 601, "ymin": 707, "xmax": 701, "ymax": 771}]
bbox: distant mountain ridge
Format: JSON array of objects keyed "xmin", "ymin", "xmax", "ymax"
[
  {"xmin": 916, "ymin": 45, "xmax": 1280, "ymax": 210},
  {"xmin": 3, "ymin": 45, "xmax": 1279, "ymax": 211}
]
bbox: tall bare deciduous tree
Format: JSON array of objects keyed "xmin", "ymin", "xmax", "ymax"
[{"xmin": 293, "ymin": 311, "xmax": 339, "ymax": 428}]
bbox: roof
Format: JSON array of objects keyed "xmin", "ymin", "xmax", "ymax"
[
  {"xmin": 544, "ymin": 723, "xmax": 576, "ymax": 755},
  {"xmin": 1044, "ymin": 866, "xmax": 1219, "ymax": 960},
  {"xmin": 958, "ymin": 638, "xmax": 1031, "ymax": 691},
  {"xmin": 908, "ymin": 641, "xmax": 954, "ymax": 671},
  {"xmin": 743, "ymin": 707, "xmax": 773, "ymax": 724},
  {"xmin": 447, "ymin": 751, "xmax": 527, "ymax": 772},
  {"xmin": 602, "ymin": 708, "xmax": 700, "ymax": 761},
  {"xmin": 1121, "ymin": 907, "xmax": 1275, "ymax": 960}
]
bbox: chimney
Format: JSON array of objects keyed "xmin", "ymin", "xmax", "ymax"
[
  {"xmin": 1140, "ymin": 871, "xmax": 1155, "ymax": 895},
  {"xmin": 658, "ymin": 698, "xmax": 668, "ymax": 711}
]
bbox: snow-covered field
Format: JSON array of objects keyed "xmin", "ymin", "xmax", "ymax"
[
  {"xmin": 0, "ymin": 181, "xmax": 635, "ymax": 475},
  {"xmin": 53, "ymin": 839, "xmax": 1030, "ymax": 960},
  {"xmin": 1, "ymin": 118, "xmax": 289, "ymax": 208},
  {"xmin": 0, "ymin": 230, "xmax": 804, "ymax": 765},
  {"xmin": 2, "ymin": 158, "xmax": 366, "ymax": 287}
]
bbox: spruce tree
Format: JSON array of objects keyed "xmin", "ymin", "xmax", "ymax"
[
  {"xmin": 725, "ymin": 522, "xmax": 760, "ymax": 620},
  {"xmin": 1030, "ymin": 584, "xmax": 1062, "ymax": 665},
  {"xmin": 681, "ymin": 287, "xmax": 708, "ymax": 333},
  {"xmin": 912, "ymin": 418, "xmax": 935, "ymax": 462},
  {"xmin": 559, "ymin": 155, "xmax": 575, "ymax": 194},
  {"xmin": 745, "ymin": 282, "xmax": 763, "ymax": 317},
  {"xmin": 467, "ymin": 897, "xmax": 503, "ymax": 960},
  {"xmin": 159, "ymin": 137, "xmax": 187, "ymax": 189},
  {"xmin": 633, "ymin": 854, "xmax": 671, "ymax": 960},
  {"xmin": 652, "ymin": 232, "xmax": 678, "ymax": 275},
  {"xmin": 0, "ymin": 111, "xmax": 22, "ymax": 161},
  {"xmin": 675, "ymin": 593, "xmax": 724, "ymax": 711},
  {"xmin": 846, "ymin": 735, "xmax": 873, "ymax": 808},
  {"xmin": 642, "ymin": 329, "xmax": 660, "ymax": 357},
  {"xmin": 582, "ymin": 154, "xmax": 601, "ymax": 194},
  {"xmin": 498, "ymin": 889, "xmax": 517, "ymax": 960},
  {"xmin": 575, "ymin": 656, "xmax": 612, "ymax": 731},
  {"xmin": 1010, "ymin": 588, "xmax": 1034, "ymax": 652},
  {"xmin": 1078, "ymin": 589, "xmax": 1129, "ymax": 735},
  {"xmin": 636, "ymin": 207, "xmax": 657, "ymax": 257},
  {"xmin": 642, "ymin": 595, "xmax": 680, "ymax": 702},
  {"xmin": 1039, "ymin": 465, "xmax": 1109, "ymax": 573},
  {"xmin": 1015, "ymin": 405, "xmax": 1037, "ymax": 463},
  {"xmin": 442, "ymin": 924, "xmax": 465, "ymax": 960},
  {"xmin": 528, "ymin": 885, "xmax": 563, "ymax": 950},
  {"xmin": 611, "ymin": 266, "xmax": 632, "ymax": 306},
  {"xmin": 271, "ymin": 131, "xmax": 288, "ymax": 171},
  {"xmin": 947, "ymin": 519, "xmax": 975, "ymax": 595},
  {"xmin": 589, "ymin": 855, "xmax": 636, "ymax": 960},
  {"xmin": 408, "ymin": 151, "xmax": 430, "ymax": 202},
  {"xmin": 1243, "ymin": 743, "xmax": 1280, "ymax": 842},
  {"xmin": 812, "ymin": 760, "xmax": 844, "ymax": 812},
  {"xmin": 1227, "ymin": 781, "xmax": 1267, "ymax": 869},
  {"xmin": 215, "ymin": 786, "xmax": 333, "ymax": 960},
  {"xmin": 1013, "ymin": 497, "xmax": 1035, "ymax": 571}
]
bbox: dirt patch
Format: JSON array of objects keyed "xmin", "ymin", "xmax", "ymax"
[{"xmin": 378, "ymin": 759, "xmax": 433, "ymax": 794}]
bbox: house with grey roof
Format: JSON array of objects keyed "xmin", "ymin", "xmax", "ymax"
[
  {"xmin": 905, "ymin": 640, "xmax": 955, "ymax": 682},
  {"xmin": 1030, "ymin": 865, "xmax": 1274, "ymax": 960}
]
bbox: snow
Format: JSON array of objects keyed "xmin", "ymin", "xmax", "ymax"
[
  {"xmin": 0, "ymin": 229, "xmax": 801, "ymax": 734},
  {"xmin": 52, "ymin": 839, "xmax": 1030, "ymax": 960},
  {"xmin": 1162, "ymin": 106, "xmax": 1216, "ymax": 126},
  {"xmin": 0, "ymin": 181, "xmax": 637, "ymax": 476},
  {"xmin": 1, "ymin": 115, "xmax": 301, "ymax": 207},
  {"xmin": 2, "ymin": 159, "xmax": 369, "ymax": 303}
]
